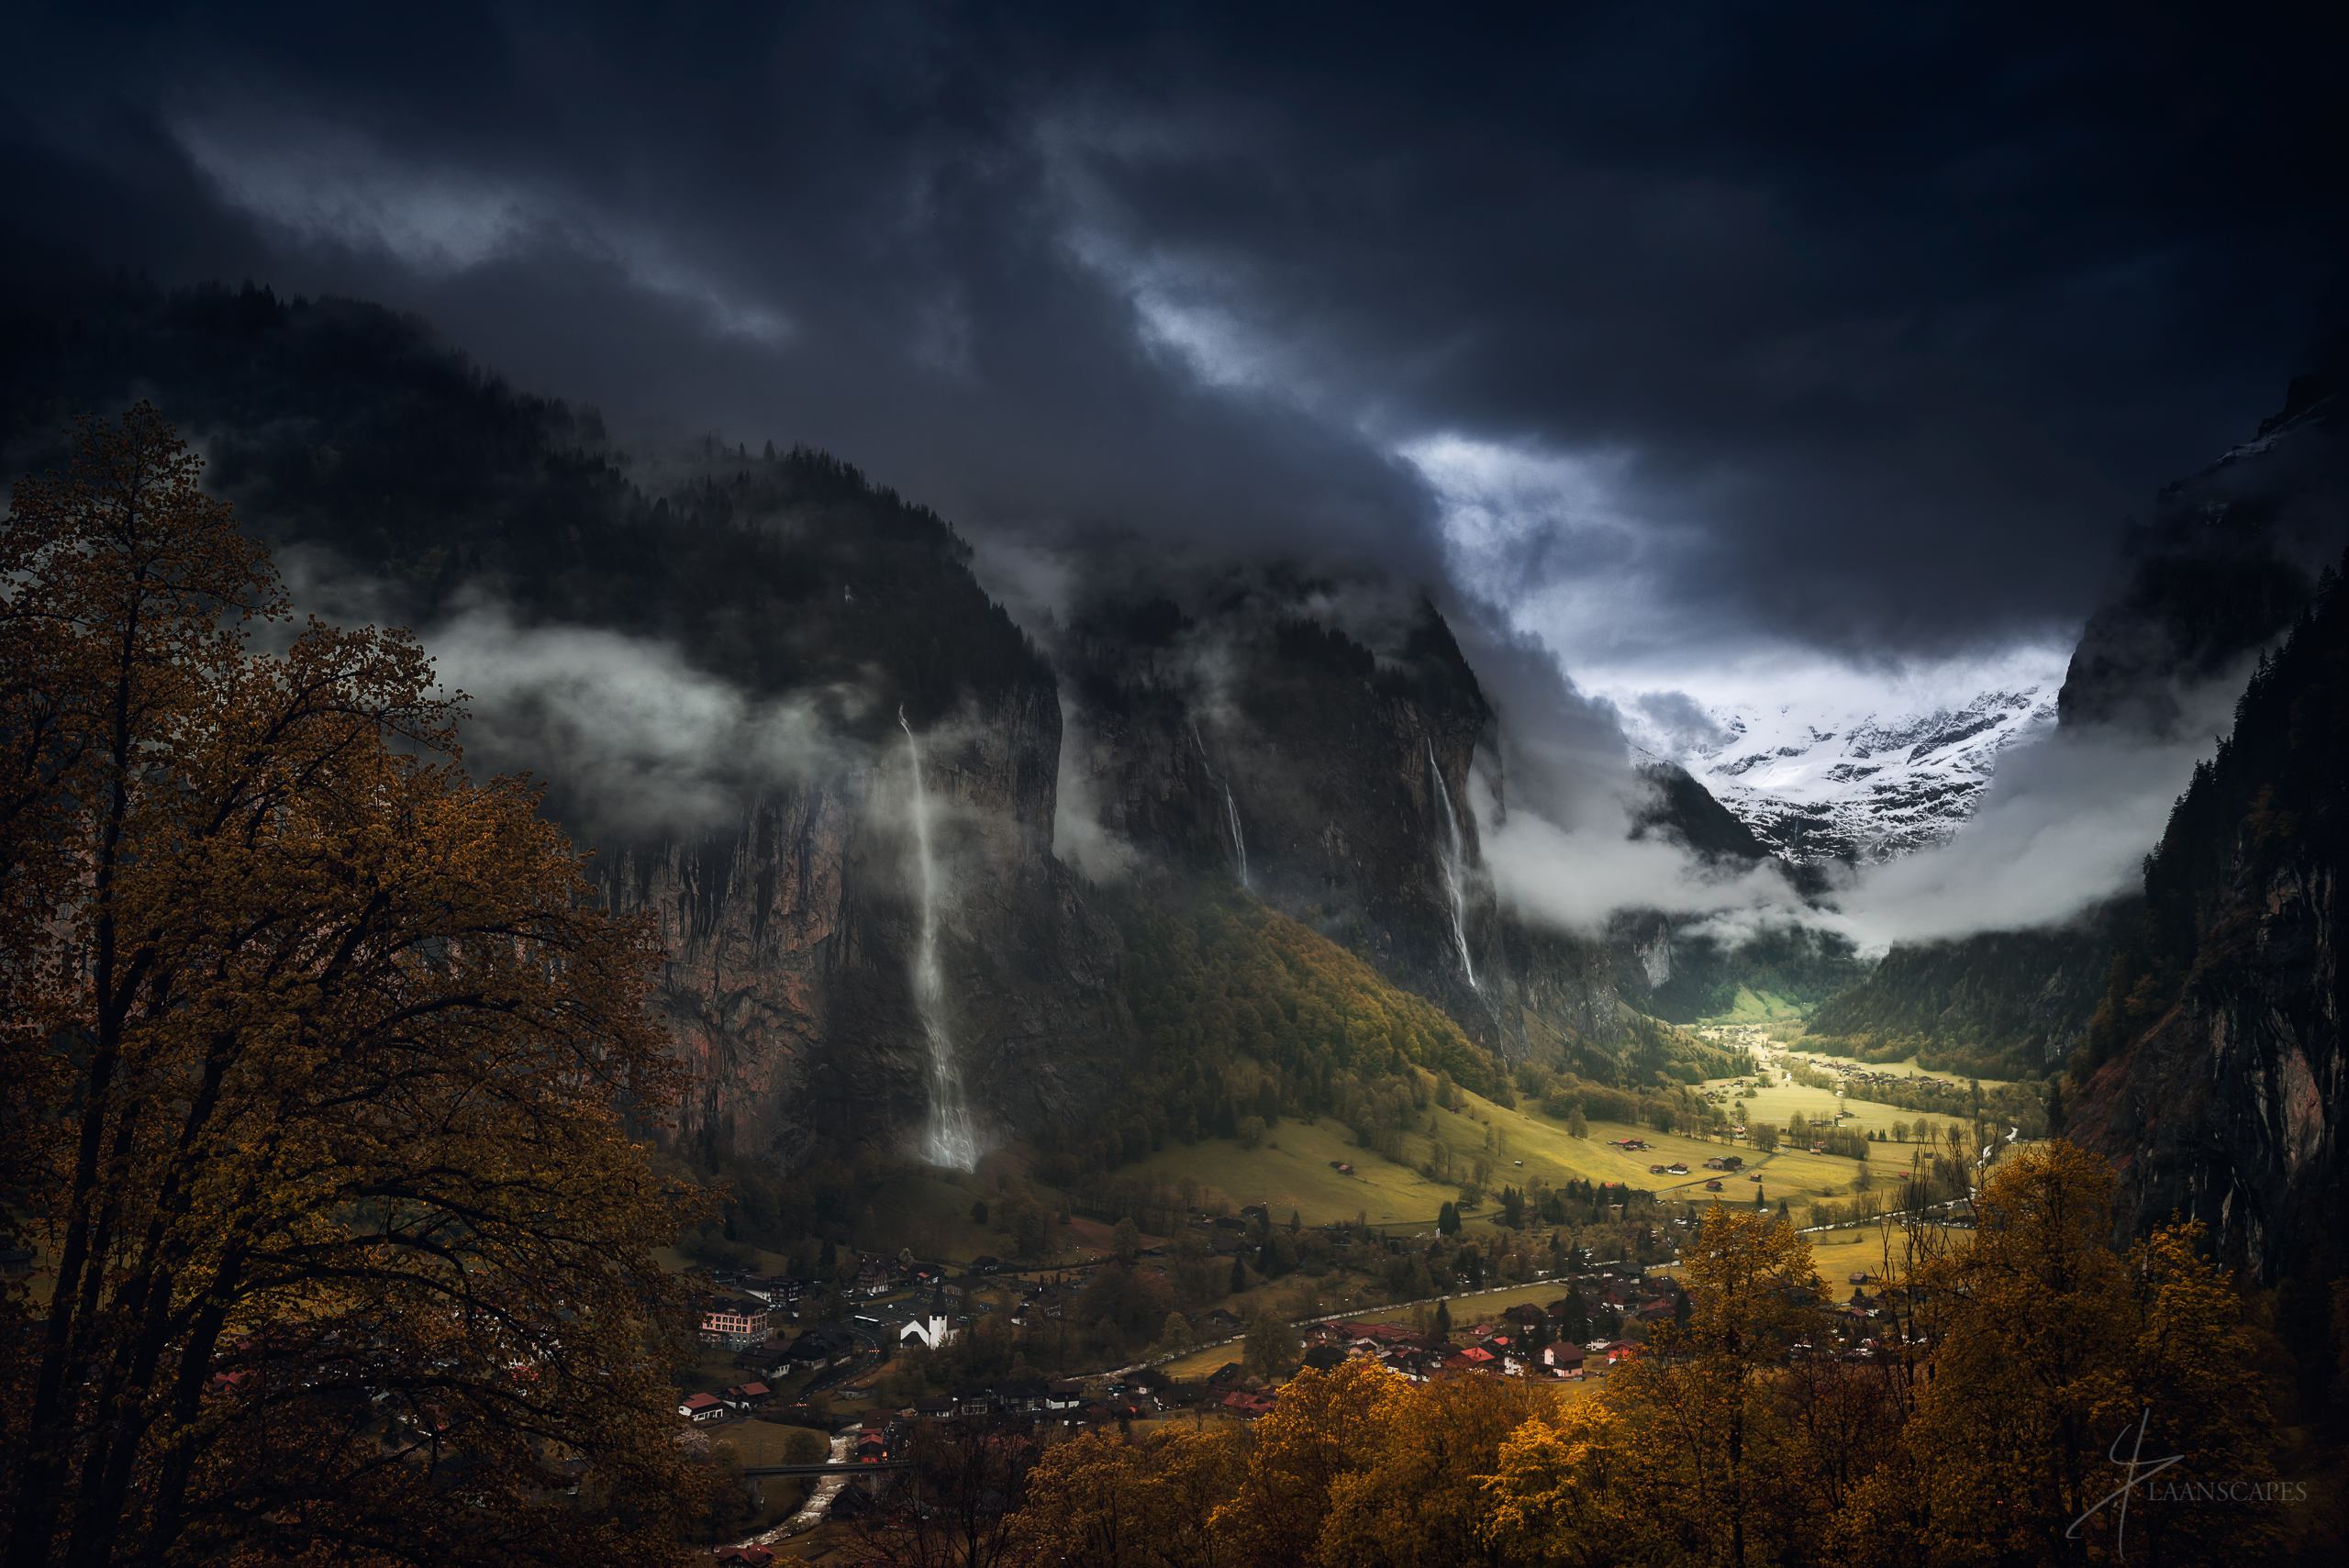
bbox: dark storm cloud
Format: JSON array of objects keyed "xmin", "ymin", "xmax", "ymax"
[{"xmin": 4, "ymin": 0, "xmax": 2343, "ymax": 661}]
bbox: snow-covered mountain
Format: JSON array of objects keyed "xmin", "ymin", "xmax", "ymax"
[{"xmin": 1652, "ymin": 688, "xmax": 2057, "ymax": 863}]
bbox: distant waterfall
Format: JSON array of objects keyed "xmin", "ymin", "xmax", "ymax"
[
  {"xmin": 1427, "ymin": 740, "xmax": 1478, "ymax": 988},
  {"xmin": 1222, "ymin": 782, "xmax": 1250, "ymax": 890},
  {"xmin": 1193, "ymin": 722, "xmax": 1251, "ymax": 890},
  {"xmin": 900, "ymin": 709, "xmax": 978, "ymax": 1170}
]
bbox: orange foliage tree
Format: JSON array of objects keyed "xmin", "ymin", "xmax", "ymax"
[
  {"xmin": 1008, "ymin": 1427, "xmax": 1247, "ymax": 1568},
  {"xmin": 0, "ymin": 406, "xmax": 708, "ymax": 1567},
  {"xmin": 1841, "ymin": 1140, "xmax": 2277, "ymax": 1566}
]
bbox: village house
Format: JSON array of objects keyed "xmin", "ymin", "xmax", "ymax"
[
  {"xmin": 715, "ymin": 1546, "xmax": 776, "ymax": 1568},
  {"xmin": 718, "ymin": 1382, "xmax": 772, "ymax": 1413},
  {"xmin": 676, "ymin": 1392, "xmax": 727, "ymax": 1424},
  {"xmin": 698, "ymin": 1302, "xmax": 771, "ymax": 1350}
]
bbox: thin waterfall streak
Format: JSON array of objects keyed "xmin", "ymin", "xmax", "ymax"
[
  {"xmin": 1223, "ymin": 782, "xmax": 1250, "ymax": 889},
  {"xmin": 1428, "ymin": 740, "xmax": 1478, "ymax": 989},
  {"xmin": 900, "ymin": 708, "xmax": 977, "ymax": 1171},
  {"xmin": 1195, "ymin": 722, "xmax": 1250, "ymax": 890}
]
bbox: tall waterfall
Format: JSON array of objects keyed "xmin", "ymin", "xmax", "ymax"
[
  {"xmin": 1193, "ymin": 722, "xmax": 1251, "ymax": 890},
  {"xmin": 1427, "ymin": 740, "xmax": 1478, "ymax": 988},
  {"xmin": 1222, "ymin": 782, "xmax": 1250, "ymax": 890},
  {"xmin": 900, "ymin": 708, "xmax": 977, "ymax": 1170}
]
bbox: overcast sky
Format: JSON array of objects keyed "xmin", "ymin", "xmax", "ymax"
[{"xmin": 6, "ymin": 0, "xmax": 2343, "ymax": 728}]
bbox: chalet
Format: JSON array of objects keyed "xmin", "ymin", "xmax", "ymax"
[
  {"xmin": 969, "ymin": 1256, "xmax": 1003, "ymax": 1275},
  {"xmin": 715, "ymin": 1546, "xmax": 776, "ymax": 1567},
  {"xmin": 776, "ymin": 1329, "xmax": 853, "ymax": 1372},
  {"xmin": 676, "ymin": 1392, "xmax": 727, "ymax": 1424},
  {"xmin": 914, "ymin": 1395, "xmax": 956, "ymax": 1419},
  {"xmin": 718, "ymin": 1382, "xmax": 772, "ymax": 1412},
  {"xmin": 1219, "ymin": 1390, "xmax": 1276, "ymax": 1418},
  {"xmin": 991, "ymin": 1379, "xmax": 1051, "ymax": 1414},
  {"xmin": 1350, "ymin": 1322, "xmax": 1426, "ymax": 1350},
  {"xmin": 1454, "ymin": 1345, "xmax": 1497, "ymax": 1368},
  {"xmin": 1544, "ymin": 1343, "xmax": 1586, "ymax": 1373},
  {"xmin": 1045, "ymin": 1380, "xmax": 1085, "ymax": 1412},
  {"xmin": 1204, "ymin": 1307, "xmax": 1244, "ymax": 1334},
  {"xmin": 0, "ymin": 1250, "xmax": 29, "ymax": 1281}
]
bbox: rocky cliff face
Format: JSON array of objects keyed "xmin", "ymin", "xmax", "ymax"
[
  {"xmin": 2068, "ymin": 859, "xmax": 2341, "ymax": 1280},
  {"xmin": 1056, "ymin": 590, "xmax": 1667, "ymax": 1062},
  {"xmin": 3, "ymin": 275, "xmax": 1770, "ymax": 1171},
  {"xmin": 2066, "ymin": 541, "xmax": 2349, "ymax": 1281},
  {"xmin": 600, "ymin": 682, "xmax": 1132, "ymax": 1166}
]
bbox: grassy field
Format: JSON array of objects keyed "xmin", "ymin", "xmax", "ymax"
[
  {"xmin": 642, "ymin": 1024, "xmax": 2023, "ymax": 1284},
  {"xmin": 1076, "ymin": 1066, "xmax": 1909, "ymax": 1233}
]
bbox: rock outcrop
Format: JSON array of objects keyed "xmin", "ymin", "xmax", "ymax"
[
  {"xmin": 2066, "ymin": 540, "xmax": 2349, "ymax": 1280},
  {"xmin": 598, "ymin": 682, "xmax": 1133, "ymax": 1165}
]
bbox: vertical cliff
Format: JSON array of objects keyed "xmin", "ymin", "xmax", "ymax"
[
  {"xmin": 600, "ymin": 682, "xmax": 1132, "ymax": 1166},
  {"xmin": 2066, "ymin": 554, "xmax": 2349, "ymax": 1280},
  {"xmin": 0, "ymin": 275, "xmax": 1765, "ymax": 1172},
  {"xmin": 1055, "ymin": 585, "xmax": 1654, "ymax": 1060}
]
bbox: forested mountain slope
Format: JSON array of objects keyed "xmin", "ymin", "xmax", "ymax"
[
  {"xmin": 4, "ymin": 272, "xmax": 1785, "ymax": 1179},
  {"xmin": 2067, "ymin": 554, "xmax": 2349, "ymax": 1281},
  {"xmin": 1801, "ymin": 897, "xmax": 2134, "ymax": 1077}
]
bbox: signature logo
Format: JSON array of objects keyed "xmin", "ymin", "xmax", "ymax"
[{"xmin": 2067, "ymin": 1409, "xmax": 2184, "ymax": 1560}]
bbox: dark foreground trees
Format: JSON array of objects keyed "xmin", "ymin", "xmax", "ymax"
[{"xmin": 0, "ymin": 406, "xmax": 708, "ymax": 1566}]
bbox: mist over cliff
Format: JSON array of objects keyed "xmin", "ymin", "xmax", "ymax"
[{"xmin": 2, "ymin": 273, "xmax": 1792, "ymax": 1172}]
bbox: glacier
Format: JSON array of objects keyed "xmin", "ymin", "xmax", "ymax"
[{"xmin": 1650, "ymin": 687, "xmax": 2057, "ymax": 863}]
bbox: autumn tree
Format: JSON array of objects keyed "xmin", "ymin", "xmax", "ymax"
[
  {"xmin": 1478, "ymin": 1402, "xmax": 1631, "ymax": 1568},
  {"xmin": 850, "ymin": 1417, "xmax": 1038, "ymax": 1568},
  {"xmin": 1316, "ymin": 1371, "xmax": 1553, "ymax": 1568},
  {"xmin": 1209, "ymin": 1358, "xmax": 1405, "ymax": 1565},
  {"xmin": 1008, "ymin": 1428, "xmax": 1245, "ymax": 1568},
  {"xmin": 0, "ymin": 406, "xmax": 708, "ymax": 1567},
  {"xmin": 1842, "ymin": 1141, "xmax": 2277, "ymax": 1565},
  {"xmin": 1601, "ymin": 1205, "xmax": 1823, "ymax": 1568},
  {"xmin": 1241, "ymin": 1305, "xmax": 1302, "ymax": 1383}
]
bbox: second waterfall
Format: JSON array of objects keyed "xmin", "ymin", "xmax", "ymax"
[
  {"xmin": 1427, "ymin": 740, "xmax": 1479, "ymax": 989},
  {"xmin": 900, "ymin": 709, "xmax": 979, "ymax": 1170}
]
